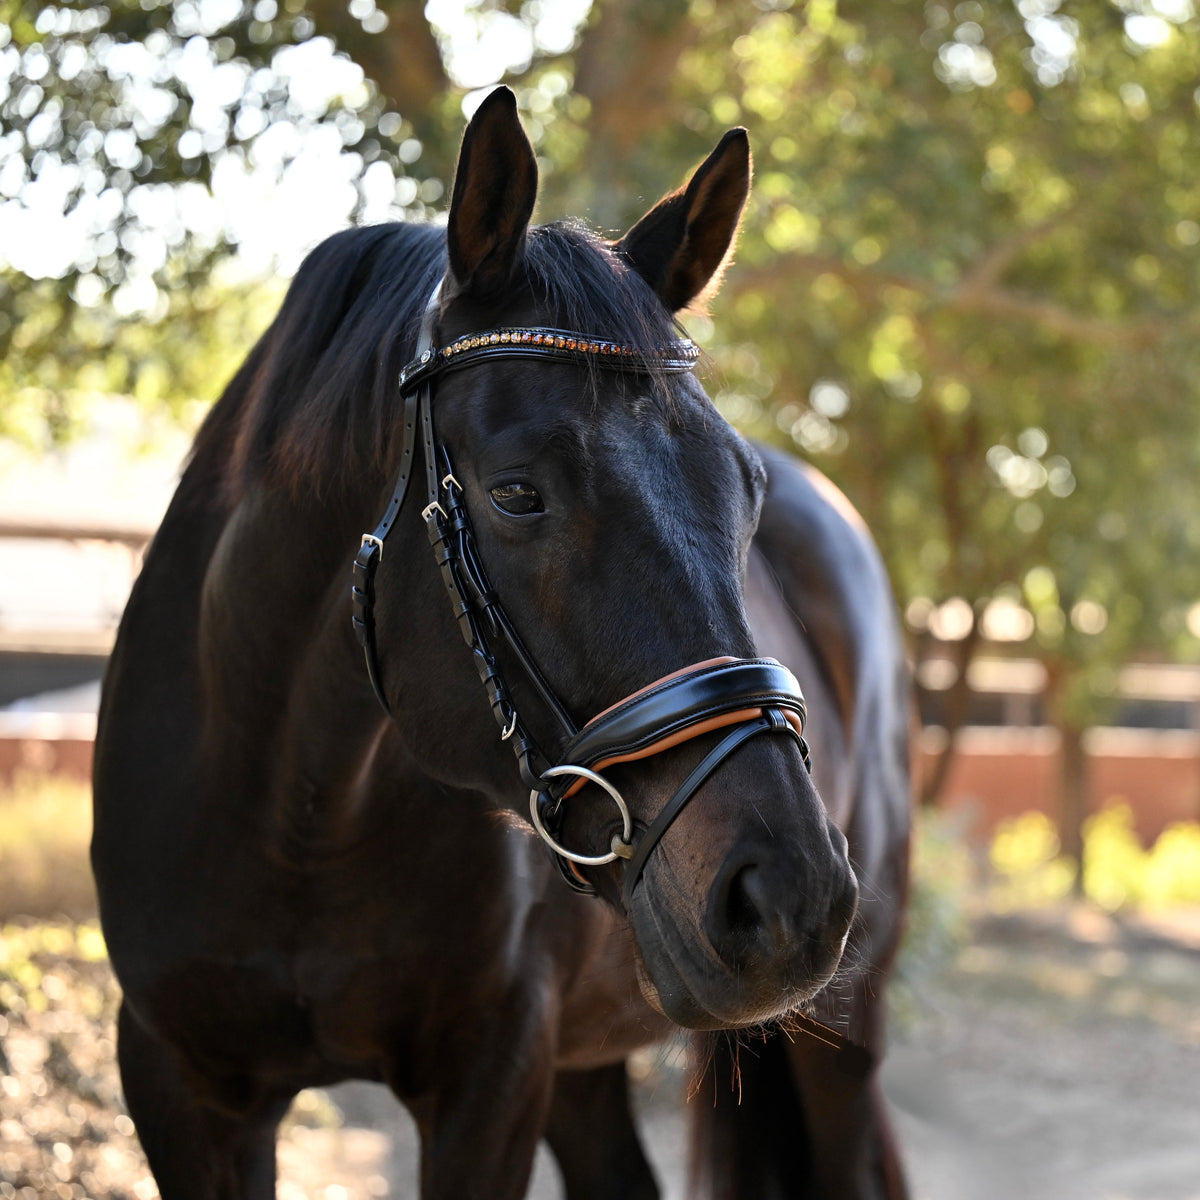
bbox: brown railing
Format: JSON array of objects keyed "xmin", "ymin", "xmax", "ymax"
[{"xmin": 0, "ymin": 517, "xmax": 154, "ymax": 551}]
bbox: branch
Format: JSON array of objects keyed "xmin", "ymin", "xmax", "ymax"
[
  {"xmin": 955, "ymin": 286, "xmax": 1171, "ymax": 347},
  {"xmin": 729, "ymin": 252, "xmax": 1180, "ymax": 349},
  {"xmin": 954, "ymin": 212, "xmax": 1075, "ymax": 300}
]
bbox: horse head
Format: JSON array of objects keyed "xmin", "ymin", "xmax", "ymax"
[{"xmin": 367, "ymin": 88, "xmax": 858, "ymax": 1031}]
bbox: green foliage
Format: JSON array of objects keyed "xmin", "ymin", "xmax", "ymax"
[
  {"xmin": 989, "ymin": 810, "xmax": 1077, "ymax": 906},
  {"xmin": 0, "ymin": 269, "xmax": 280, "ymax": 442},
  {"xmin": 0, "ymin": 0, "xmax": 449, "ymax": 435},
  {"xmin": 1083, "ymin": 803, "xmax": 1200, "ymax": 909},
  {"xmin": 674, "ymin": 0, "xmax": 1200, "ymax": 700},
  {"xmin": 990, "ymin": 805, "xmax": 1200, "ymax": 911},
  {"xmin": 891, "ymin": 809, "xmax": 974, "ymax": 1025}
]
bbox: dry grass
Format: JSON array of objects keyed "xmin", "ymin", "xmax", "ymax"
[{"xmin": 0, "ymin": 773, "xmax": 96, "ymax": 920}]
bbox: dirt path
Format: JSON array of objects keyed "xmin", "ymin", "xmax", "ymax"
[
  {"xmin": 886, "ymin": 906, "xmax": 1200, "ymax": 1200},
  {"xmin": 2, "ymin": 906, "xmax": 1198, "ymax": 1199}
]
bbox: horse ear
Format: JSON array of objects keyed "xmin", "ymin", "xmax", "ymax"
[
  {"xmin": 616, "ymin": 128, "xmax": 752, "ymax": 312},
  {"xmin": 445, "ymin": 87, "xmax": 538, "ymax": 302}
]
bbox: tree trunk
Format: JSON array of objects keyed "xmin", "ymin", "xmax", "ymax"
[
  {"xmin": 308, "ymin": 0, "xmax": 456, "ymax": 179},
  {"xmin": 570, "ymin": 0, "xmax": 699, "ymax": 227},
  {"xmin": 1058, "ymin": 719, "xmax": 1088, "ymax": 897},
  {"xmin": 918, "ymin": 619, "xmax": 982, "ymax": 807},
  {"xmin": 1044, "ymin": 660, "xmax": 1089, "ymax": 898}
]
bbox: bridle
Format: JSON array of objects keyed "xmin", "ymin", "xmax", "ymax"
[
  {"xmin": 351, "ymin": 282, "xmax": 813, "ymax": 903},
  {"xmin": 349, "ymin": 280, "xmax": 872, "ymax": 1075}
]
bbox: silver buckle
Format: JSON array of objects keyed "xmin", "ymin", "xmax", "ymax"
[{"xmin": 360, "ymin": 533, "xmax": 384, "ymax": 563}]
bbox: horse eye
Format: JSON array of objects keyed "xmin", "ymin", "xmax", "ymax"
[{"xmin": 489, "ymin": 481, "xmax": 544, "ymax": 516}]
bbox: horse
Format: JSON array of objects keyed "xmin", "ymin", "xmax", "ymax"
[{"xmin": 91, "ymin": 86, "xmax": 911, "ymax": 1199}]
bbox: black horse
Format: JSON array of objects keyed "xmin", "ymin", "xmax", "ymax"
[{"xmin": 92, "ymin": 87, "xmax": 911, "ymax": 1199}]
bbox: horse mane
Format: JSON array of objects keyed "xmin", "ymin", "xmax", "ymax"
[{"xmin": 191, "ymin": 219, "xmax": 684, "ymax": 502}]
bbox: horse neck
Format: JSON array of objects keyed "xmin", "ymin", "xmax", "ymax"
[{"xmin": 198, "ymin": 480, "xmax": 405, "ymax": 846}]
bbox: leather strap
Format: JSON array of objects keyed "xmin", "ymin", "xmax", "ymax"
[
  {"xmin": 353, "ymin": 286, "xmax": 699, "ymax": 729},
  {"xmin": 351, "ymin": 286, "xmax": 438, "ymax": 717},
  {"xmin": 533, "ymin": 658, "xmax": 811, "ymax": 900},
  {"xmin": 553, "ymin": 659, "xmax": 808, "ymax": 790},
  {"xmin": 621, "ymin": 711, "xmax": 793, "ymax": 906}
]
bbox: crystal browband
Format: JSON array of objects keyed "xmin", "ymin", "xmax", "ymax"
[
  {"xmin": 398, "ymin": 326, "xmax": 701, "ymax": 395},
  {"xmin": 441, "ymin": 328, "xmax": 700, "ymax": 361}
]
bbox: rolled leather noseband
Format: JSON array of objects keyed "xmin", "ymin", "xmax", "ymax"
[{"xmin": 533, "ymin": 657, "xmax": 811, "ymax": 902}]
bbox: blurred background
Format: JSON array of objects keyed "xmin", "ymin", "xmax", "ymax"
[{"xmin": 1, "ymin": 1, "xmax": 1198, "ymax": 1198}]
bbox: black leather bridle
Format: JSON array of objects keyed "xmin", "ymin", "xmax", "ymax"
[
  {"xmin": 348, "ymin": 280, "xmax": 873, "ymax": 1076},
  {"xmin": 351, "ymin": 283, "xmax": 813, "ymax": 902}
]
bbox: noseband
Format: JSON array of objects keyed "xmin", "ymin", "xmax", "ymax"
[{"xmin": 352, "ymin": 283, "xmax": 812, "ymax": 901}]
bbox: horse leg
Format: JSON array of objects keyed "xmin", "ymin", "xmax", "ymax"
[
  {"xmin": 116, "ymin": 1001, "xmax": 289, "ymax": 1200},
  {"xmin": 689, "ymin": 1029, "xmax": 906, "ymax": 1200},
  {"xmin": 543, "ymin": 1062, "xmax": 659, "ymax": 1200},
  {"xmin": 786, "ymin": 1036, "xmax": 909, "ymax": 1200},
  {"xmin": 404, "ymin": 1001, "xmax": 559, "ymax": 1200}
]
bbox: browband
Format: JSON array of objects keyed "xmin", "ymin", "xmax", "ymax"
[{"xmin": 399, "ymin": 326, "xmax": 700, "ymax": 395}]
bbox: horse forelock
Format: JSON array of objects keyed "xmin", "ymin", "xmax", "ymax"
[{"xmin": 198, "ymin": 219, "xmax": 690, "ymax": 505}]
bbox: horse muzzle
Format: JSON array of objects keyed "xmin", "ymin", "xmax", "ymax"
[
  {"xmin": 526, "ymin": 656, "xmax": 857, "ymax": 1029},
  {"xmin": 627, "ymin": 812, "xmax": 859, "ymax": 1029}
]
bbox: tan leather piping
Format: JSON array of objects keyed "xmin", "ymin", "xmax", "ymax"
[
  {"xmin": 561, "ymin": 706, "xmax": 765, "ymax": 800},
  {"xmin": 559, "ymin": 656, "xmax": 805, "ymax": 801}
]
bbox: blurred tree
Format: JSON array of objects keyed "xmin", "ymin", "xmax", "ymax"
[
  {"xmin": 0, "ymin": 0, "xmax": 450, "ymax": 427},
  {"xmin": 663, "ymin": 0, "xmax": 1200, "ymax": 855},
  {"xmin": 4, "ymin": 0, "xmax": 1200, "ymax": 852}
]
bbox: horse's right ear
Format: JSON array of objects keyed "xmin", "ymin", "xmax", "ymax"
[
  {"xmin": 445, "ymin": 87, "xmax": 538, "ymax": 303},
  {"xmin": 616, "ymin": 129, "xmax": 752, "ymax": 312}
]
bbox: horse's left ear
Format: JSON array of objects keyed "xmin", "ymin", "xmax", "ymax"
[
  {"xmin": 445, "ymin": 87, "xmax": 538, "ymax": 302},
  {"xmin": 616, "ymin": 128, "xmax": 752, "ymax": 312}
]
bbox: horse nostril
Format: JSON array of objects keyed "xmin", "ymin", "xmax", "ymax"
[
  {"xmin": 713, "ymin": 863, "xmax": 794, "ymax": 964},
  {"xmin": 709, "ymin": 853, "xmax": 859, "ymax": 975}
]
